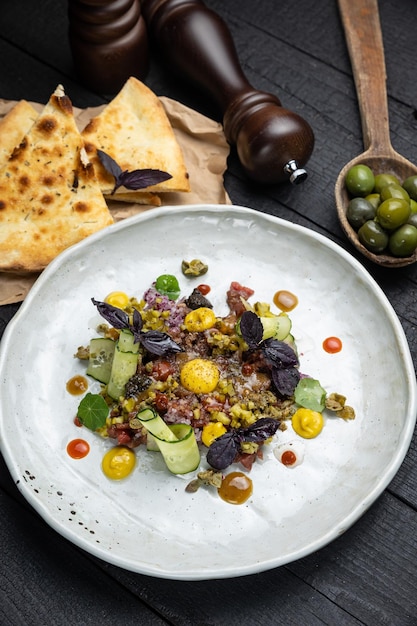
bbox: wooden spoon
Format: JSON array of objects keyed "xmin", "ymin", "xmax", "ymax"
[{"xmin": 335, "ymin": 0, "xmax": 417, "ymax": 268}]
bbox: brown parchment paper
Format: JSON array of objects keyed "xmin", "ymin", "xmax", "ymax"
[{"xmin": 0, "ymin": 96, "xmax": 231, "ymax": 305}]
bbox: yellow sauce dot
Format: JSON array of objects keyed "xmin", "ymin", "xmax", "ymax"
[
  {"xmin": 291, "ymin": 408, "xmax": 324, "ymax": 439},
  {"xmin": 180, "ymin": 358, "xmax": 220, "ymax": 394},
  {"xmin": 104, "ymin": 291, "xmax": 130, "ymax": 309},
  {"xmin": 184, "ymin": 307, "xmax": 216, "ymax": 332},
  {"xmin": 202, "ymin": 422, "xmax": 227, "ymax": 447},
  {"xmin": 101, "ymin": 446, "xmax": 136, "ymax": 480}
]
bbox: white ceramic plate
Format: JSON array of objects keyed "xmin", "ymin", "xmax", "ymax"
[{"xmin": 0, "ymin": 205, "xmax": 416, "ymax": 580}]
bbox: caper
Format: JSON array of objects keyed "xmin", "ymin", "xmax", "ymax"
[{"xmin": 181, "ymin": 258, "xmax": 208, "ymax": 277}]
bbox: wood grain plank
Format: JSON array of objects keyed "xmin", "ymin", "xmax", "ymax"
[{"xmin": 0, "ymin": 490, "xmax": 169, "ymax": 626}]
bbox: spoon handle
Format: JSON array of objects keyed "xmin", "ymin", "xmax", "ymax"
[{"xmin": 337, "ymin": 0, "xmax": 392, "ymax": 153}]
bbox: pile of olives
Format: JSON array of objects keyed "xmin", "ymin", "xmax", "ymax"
[{"xmin": 344, "ymin": 164, "xmax": 417, "ymax": 257}]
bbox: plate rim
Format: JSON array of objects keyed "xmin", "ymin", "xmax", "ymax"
[{"xmin": 1, "ymin": 203, "xmax": 416, "ymax": 580}]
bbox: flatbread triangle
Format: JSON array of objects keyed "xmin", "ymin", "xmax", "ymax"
[
  {"xmin": 0, "ymin": 99, "xmax": 39, "ymax": 169},
  {"xmin": 0, "ymin": 85, "xmax": 113, "ymax": 273},
  {"xmin": 81, "ymin": 77, "xmax": 190, "ymax": 200}
]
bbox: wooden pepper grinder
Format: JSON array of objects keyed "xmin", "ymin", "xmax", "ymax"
[
  {"xmin": 141, "ymin": 0, "xmax": 314, "ymax": 184},
  {"xmin": 68, "ymin": 0, "xmax": 149, "ymax": 94}
]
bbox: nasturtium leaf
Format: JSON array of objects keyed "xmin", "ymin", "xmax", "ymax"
[
  {"xmin": 77, "ymin": 393, "xmax": 109, "ymax": 431},
  {"xmin": 155, "ymin": 274, "xmax": 180, "ymax": 300},
  {"xmin": 294, "ymin": 377, "xmax": 326, "ymax": 412}
]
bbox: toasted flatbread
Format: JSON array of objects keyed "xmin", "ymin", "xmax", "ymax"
[
  {"xmin": 81, "ymin": 77, "xmax": 190, "ymax": 200},
  {"xmin": 0, "ymin": 86, "xmax": 113, "ymax": 273},
  {"xmin": 0, "ymin": 100, "xmax": 38, "ymax": 168}
]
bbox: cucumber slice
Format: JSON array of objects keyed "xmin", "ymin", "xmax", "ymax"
[
  {"xmin": 137, "ymin": 408, "xmax": 201, "ymax": 474},
  {"xmin": 136, "ymin": 408, "xmax": 177, "ymax": 441},
  {"xmin": 261, "ymin": 313, "xmax": 292, "ymax": 341},
  {"xmin": 118, "ymin": 329, "xmax": 139, "ymax": 353},
  {"xmin": 86, "ymin": 337, "xmax": 116, "ymax": 384},
  {"xmin": 107, "ymin": 331, "xmax": 140, "ymax": 400}
]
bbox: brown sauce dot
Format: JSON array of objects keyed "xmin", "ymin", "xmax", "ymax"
[
  {"xmin": 273, "ymin": 290, "xmax": 298, "ymax": 312},
  {"xmin": 66, "ymin": 375, "xmax": 88, "ymax": 395},
  {"xmin": 218, "ymin": 472, "xmax": 253, "ymax": 505}
]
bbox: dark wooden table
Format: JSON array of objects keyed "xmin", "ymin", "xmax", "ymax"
[{"xmin": 1, "ymin": 1, "xmax": 416, "ymax": 624}]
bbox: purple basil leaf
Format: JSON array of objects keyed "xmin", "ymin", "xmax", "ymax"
[
  {"xmin": 139, "ymin": 330, "xmax": 183, "ymax": 356},
  {"xmin": 97, "ymin": 150, "xmax": 122, "ymax": 179},
  {"xmin": 130, "ymin": 308, "xmax": 143, "ymax": 342},
  {"xmin": 118, "ymin": 169, "xmax": 172, "ymax": 189},
  {"xmin": 271, "ymin": 366, "xmax": 301, "ymax": 397},
  {"xmin": 239, "ymin": 310, "xmax": 263, "ymax": 348},
  {"xmin": 242, "ymin": 417, "xmax": 281, "ymax": 442},
  {"xmin": 206, "ymin": 431, "xmax": 241, "ymax": 470},
  {"xmin": 116, "ymin": 168, "xmax": 173, "ymax": 192},
  {"xmin": 97, "ymin": 149, "xmax": 172, "ymax": 194},
  {"xmin": 262, "ymin": 338, "xmax": 299, "ymax": 368},
  {"xmin": 91, "ymin": 298, "xmax": 129, "ymax": 330}
]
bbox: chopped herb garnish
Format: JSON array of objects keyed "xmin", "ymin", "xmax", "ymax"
[
  {"xmin": 77, "ymin": 392, "xmax": 109, "ymax": 430},
  {"xmin": 91, "ymin": 298, "xmax": 182, "ymax": 356},
  {"xmin": 239, "ymin": 310, "xmax": 300, "ymax": 397},
  {"xmin": 97, "ymin": 149, "xmax": 172, "ymax": 194}
]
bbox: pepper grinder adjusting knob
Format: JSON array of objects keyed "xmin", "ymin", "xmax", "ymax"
[{"xmin": 141, "ymin": 0, "xmax": 314, "ymax": 184}]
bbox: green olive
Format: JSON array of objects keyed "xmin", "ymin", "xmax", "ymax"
[
  {"xmin": 388, "ymin": 224, "xmax": 417, "ymax": 257},
  {"xmin": 380, "ymin": 183, "xmax": 410, "ymax": 203},
  {"xmin": 374, "ymin": 173, "xmax": 400, "ymax": 194},
  {"xmin": 376, "ymin": 198, "xmax": 411, "ymax": 231},
  {"xmin": 365, "ymin": 193, "xmax": 381, "ymax": 210},
  {"xmin": 402, "ymin": 175, "xmax": 417, "ymax": 201},
  {"xmin": 346, "ymin": 197, "xmax": 377, "ymax": 230},
  {"xmin": 345, "ymin": 164, "xmax": 375, "ymax": 197},
  {"xmin": 407, "ymin": 213, "xmax": 417, "ymax": 228},
  {"xmin": 358, "ymin": 220, "xmax": 389, "ymax": 253},
  {"xmin": 410, "ymin": 199, "xmax": 417, "ymax": 214}
]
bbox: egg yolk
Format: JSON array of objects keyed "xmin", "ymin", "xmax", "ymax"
[
  {"xmin": 184, "ymin": 307, "xmax": 216, "ymax": 332},
  {"xmin": 180, "ymin": 358, "xmax": 220, "ymax": 394},
  {"xmin": 201, "ymin": 421, "xmax": 227, "ymax": 447},
  {"xmin": 291, "ymin": 407, "xmax": 324, "ymax": 439},
  {"xmin": 102, "ymin": 446, "xmax": 136, "ymax": 480},
  {"xmin": 104, "ymin": 291, "xmax": 130, "ymax": 309}
]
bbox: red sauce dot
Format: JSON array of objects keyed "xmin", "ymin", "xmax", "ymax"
[
  {"xmin": 273, "ymin": 290, "xmax": 298, "ymax": 312},
  {"xmin": 73, "ymin": 416, "xmax": 82, "ymax": 427},
  {"xmin": 197, "ymin": 284, "xmax": 211, "ymax": 295},
  {"xmin": 323, "ymin": 336, "xmax": 343, "ymax": 354},
  {"xmin": 281, "ymin": 450, "xmax": 297, "ymax": 466},
  {"xmin": 67, "ymin": 438, "xmax": 90, "ymax": 459}
]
